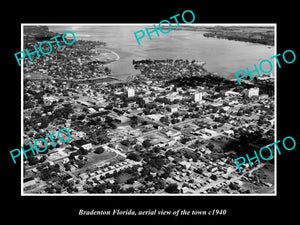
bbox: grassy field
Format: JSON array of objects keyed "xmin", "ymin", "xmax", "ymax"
[
  {"xmin": 73, "ymin": 150, "xmax": 118, "ymax": 175},
  {"xmin": 116, "ymin": 173, "xmax": 133, "ymax": 184}
]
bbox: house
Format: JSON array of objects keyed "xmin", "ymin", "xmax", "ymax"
[
  {"xmin": 170, "ymin": 104, "xmax": 179, "ymax": 113},
  {"xmin": 179, "ymin": 161, "xmax": 191, "ymax": 169},
  {"xmin": 81, "ymin": 143, "xmax": 93, "ymax": 151},
  {"xmin": 31, "ymin": 168, "xmax": 39, "ymax": 174},
  {"xmin": 181, "ymin": 187, "xmax": 191, "ymax": 193},
  {"xmin": 105, "ymin": 189, "xmax": 112, "ymax": 194},
  {"xmin": 224, "ymin": 130, "xmax": 234, "ymax": 136},
  {"xmin": 62, "ymin": 158, "xmax": 70, "ymax": 164}
]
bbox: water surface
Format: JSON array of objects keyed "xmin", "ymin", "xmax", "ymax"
[{"xmin": 49, "ymin": 25, "xmax": 275, "ymax": 80}]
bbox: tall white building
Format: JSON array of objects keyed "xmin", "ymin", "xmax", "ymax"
[
  {"xmin": 247, "ymin": 87, "xmax": 259, "ymax": 98},
  {"xmin": 194, "ymin": 92, "xmax": 203, "ymax": 102},
  {"xmin": 127, "ymin": 88, "xmax": 135, "ymax": 98},
  {"xmin": 170, "ymin": 104, "xmax": 179, "ymax": 113}
]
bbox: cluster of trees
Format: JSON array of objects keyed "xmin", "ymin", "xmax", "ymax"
[
  {"xmin": 24, "ymin": 111, "xmax": 52, "ymax": 131},
  {"xmin": 182, "ymin": 149, "xmax": 201, "ymax": 162},
  {"xmin": 165, "ymin": 183, "xmax": 180, "ymax": 193},
  {"xmin": 86, "ymin": 128, "xmax": 111, "ymax": 145},
  {"xmin": 94, "ymin": 146, "xmax": 105, "ymax": 154},
  {"xmin": 212, "ymin": 114, "xmax": 230, "ymax": 125},
  {"xmin": 120, "ymin": 138, "xmax": 137, "ymax": 147},
  {"xmin": 120, "ymin": 138, "xmax": 153, "ymax": 153},
  {"xmin": 180, "ymin": 136, "xmax": 192, "ymax": 144},
  {"xmin": 127, "ymin": 152, "xmax": 141, "ymax": 161},
  {"xmin": 50, "ymin": 103, "xmax": 74, "ymax": 120},
  {"xmin": 189, "ymin": 139, "xmax": 205, "ymax": 149},
  {"xmin": 45, "ymin": 178, "xmax": 80, "ymax": 194},
  {"xmin": 147, "ymin": 156, "xmax": 165, "ymax": 170},
  {"xmin": 68, "ymin": 149, "xmax": 87, "ymax": 169},
  {"xmin": 26, "ymin": 154, "xmax": 47, "ymax": 166},
  {"xmin": 224, "ymin": 130, "xmax": 266, "ymax": 157},
  {"xmin": 37, "ymin": 163, "xmax": 61, "ymax": 181}
]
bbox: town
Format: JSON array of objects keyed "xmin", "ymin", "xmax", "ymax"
[{"xmin": 22, "ymin": 26, "xmax": 275, "ymax": 195}]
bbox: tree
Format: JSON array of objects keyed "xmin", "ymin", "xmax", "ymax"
[
  {"xmin": 77, "ymin": 160, "xmax": 85, "ymax": 168},
  {"xmin": 206, "ymin": 143, "xmax": 214, "ymax": 150},
  {"xmin": 127, "ymin": 152, "xmax": 141, "ymax": 161},
  {"xmin": 155, "ymin": 179, "xmax": 166, "ymax": 190},
  {"xmin": 210, "ymin": 174, "xmax": 217, "ymax": 181},
  {"xmin": 172, "ymin": 112, "xmax": 180, "ymax": 118},
  {"xmin": 28, "ymin": 156, "xmax": 39, "ymax": 166},
  {"xmin": 69, "ymin": 152, "xmax": 77, "ymax": 160},
  {"xmin": 142, "ymin": 139, "xmax": 152, "ymax": 148},
  {"xmin": 77, "ymin": 114, "xmax": 85, "ymax": 120},
  {"xmin": 94, "ymin": 146, "xmax": 105, "ymax": 154},
  {"xmin": 64, "ymin": 163, "xmax": 71, "ymax": 171},
  {"xmin": 149, "ymin": 157, "xmax": 164, "ymax": 170},
  {"xmin": 126, "ymin": 177, "xmax": 135, "ymax": 184},
  {"xmin": 153, "ymin": 146, "xmax": 161, "ymax": 153},
  {"xmin": 78, "ymin": 147, "xmax": 88, "ymax": 155},
  {"xmin": 237, "ymin": 110, "xmax": 243, "ymax": 116},
  {"xmin": 159, "ymin": 116, "xmax": 169, "ymax": 124},
  {"xmin": 126, "ymin": 187, "xmax": 135, "ymax": 193},
  {"xmin": 134, "ymin": 144, "xmax": 143, "ymax": 151},
  {"xmin": 111, "ymin": 184, "xmax": 121, "ymax": 193},
  {"xmin": 39, "ymin": 155, "xmax": 47, "ymax": 163},
  {"xmin": 121, "ymin": 139, "xmax": 131, "ymax": 147},
  {"xmin": 229, "ymin": 182, "xmax": 239, "ymax": 190},
  {"xmin": 165, "ymin": 183, "xmax": 179, "ymax": 193}
]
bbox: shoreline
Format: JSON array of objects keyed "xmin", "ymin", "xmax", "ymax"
[{"xmin": 91, "ymin": 47, "xmax": 120, "ymax": 63}]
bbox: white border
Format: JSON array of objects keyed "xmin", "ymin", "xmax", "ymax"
[{"xmin": 21, "ymin": 23, "xmax": 277, "ymax": 196}]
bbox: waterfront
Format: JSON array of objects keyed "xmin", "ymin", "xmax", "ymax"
[{"xmin": 49, "ymin": 25, "xmax": 275, "ymax": 80}]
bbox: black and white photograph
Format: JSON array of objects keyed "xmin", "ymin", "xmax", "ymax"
[
  {"xmin": 21, "ymin": 24, "xmax": 276, "ymax": 196},
  {"xmin": 3, "ymin": 4, "xmax": 298, "ymax": 224}
]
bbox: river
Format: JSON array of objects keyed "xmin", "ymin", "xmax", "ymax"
[{"xmin": 49, "ymin": 25, "xmax": 275, "ymax": 80}]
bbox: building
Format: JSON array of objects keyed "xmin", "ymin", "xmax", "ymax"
[
  {"xmin": 247, "ymin": 87, "xmax": 259, "ymax": 98},
  {"xmin": 167, "ymin": 92, "xmax": 183, "ymax": 101},
  {"xmin": 43, "ymin": 96, "xmax": 58, "ymax": 106},
  {"xmin": 127, "ymin": 88, "xmax": 135, "ymax": 98},
  {"xmin": 81, "ymin": 143, "xmax": 93, "ymax": 151},
  {"xmin": 170, "ymin": 104, "xmax": 179, "ymax": 113},
  {"xmin": 225, "ymin": 90, "xmax": 240, "ymax": 97},
  {"xmin": 224, "ymin": 130, "xmax": 234, "ymax": 136},
  {"xmin": 179, "ymin": 161, "xmax": 191, "ymax": 169},
  {"xmin": 259, "ymin": 94, "xmax": 269, "ymax": 100},
  {"xmin": 194, "ymin": 92, "xmax": 203, "ymax": 102}
]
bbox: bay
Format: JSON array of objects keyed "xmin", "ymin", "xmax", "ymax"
[{"xmin": 49, "ymin": 25, "xmax": 275, "ymax": 80}]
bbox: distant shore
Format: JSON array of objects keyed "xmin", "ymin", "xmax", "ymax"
[{"xmin": 202, "ymin": 27, "xmax": 274, "ymax": 46}]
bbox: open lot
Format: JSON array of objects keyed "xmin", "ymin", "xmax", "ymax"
[
  {"xmin": 116, "ymin": 173, "xmax": 134, "ymax": 184},
  {"xmin": 73, "ymin": 150, "xmax": 118, "ymax": 175}
]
